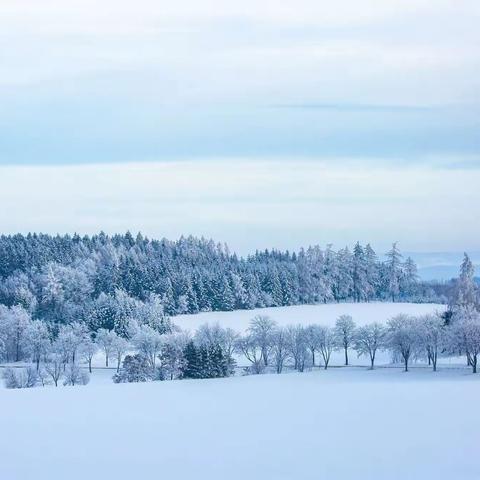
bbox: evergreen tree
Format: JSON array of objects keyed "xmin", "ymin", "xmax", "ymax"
[
  {"xmin": 385, "ymin": 243, "xmax": 403, "ymax": 302},
  {"xmin": 181, "ymin": 341, "xmax": 202, "ymax": 379}
]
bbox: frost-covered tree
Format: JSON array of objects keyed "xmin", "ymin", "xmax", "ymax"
[
  {"xmin": 26, "ymin": 320, "xmax": 51, "ymax": 370},
  {"xmin": 354, "ymin": 322, "xmax": 386, "ymax": 369},
  {"xmin": 248, "ymin": 316, "xmax": 276, "ymax": 366},
  {"xmin": 304, "ymin": 324, "xmax": 322, "ymax": 367},
  {"xmin": 352, "ymin": 243, "xmax": 369, "ymax": 302},
  {"xmin": 44, "ymin": 349, "xmax": 64, "ymax": 387},
  {"xmin": 387, "ymin": 314, "xmax": 421, "ymax": 371},
  {"xmin": 80, "ymin": 336, "xmax": 98, "ymax": 373},
  {"xmin": 63, "ymin": 364, "xmax": 90, "ymax": 386},
  {"xmin": 132, "ymin": 324, "xmax": 163, "ymax": 370},
  {"xmin": 57, "ymin": 322, "xmax": 89, "ymax": 365},
  {"xmin": 417, "ymin": 313, "xmax": 446, "ymax": 371},
  {"xmin": 317, "ymin": 326, "xmax": 336, "ymax": 369},
  {"xmin": 285, "ymin": 325, "xmax": 309, "ymax": 372},
  {"xmin": 95, "ymin": 328, "xmax": 117, "ymax": 367},
  {"xmin": 113, "ymin": 354, "xmax": 153, "ymax": 383},
  {"xmin": 385, "ymin": 243, "xmax": 403, "ymax": 302},
  {"xmin": 450, "ymin": 309, "xmax": 480, "ymax": 373},
  {"xmin": 402, "ymin": 257, "xmax": 419, "ymax": 299},
  {"xmin": 334, "ymin": 315, "xmax": 356, "ymax": 366},
  {"xmin": 112, "ymin": 335, "xmax": 130, "ymax": 372},
  {"xmin": 452, "ymin": 254, "xmax": 478, "ymax": 311},
  {"xmin": 271, "ymin": 327, "xmax": 290, "ymax": 374},
  {"xmin": 237, "ymin": 333, "xmax": 264, "ymax": 374},
  {"xmin": 0, "ymin": 304, "xmax": 32, "ymax": 362},
  {"xmin": 3, "ymin": 367, "xmax": 39, "ymax": 389},
  {"xmin": 194, "ymin": 323, "xmax": 238, "ymax": 371},
  {"xmin": 159, "ymin": 332, "xmax": 189, "ymax": 380}
]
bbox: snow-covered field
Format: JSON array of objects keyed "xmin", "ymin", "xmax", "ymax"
[
  {"xmin": 173, "ymin": 302, "xmax": 445, "ymax": 333},
  {"xmin": 0, "ymin": 367, "xmax": 478, "ymax": 480}
]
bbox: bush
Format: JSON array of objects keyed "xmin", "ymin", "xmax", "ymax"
[
  {"xmin": 2, "ymin": 367, "xmax": 39, "ymax": 389},
  {"xmin": 63, "ymin": 364, "xmax": 90, "ymax": 386},
  {"xmin": 113, "ymin": 354, "xmax": 153, "ymax": 383}
]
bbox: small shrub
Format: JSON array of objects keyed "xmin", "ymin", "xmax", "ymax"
[
  {"xmin": 2, "ymin": 367, "xmax": 39, "ymax": 389},
  {"xmin": 63, "ymin": 364, "xmax": 90, "ymax": 386}
]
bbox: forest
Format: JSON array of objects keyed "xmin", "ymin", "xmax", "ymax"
[{"xmin": 0, "ymin": 232, "xmax": 442, "ymax": 332}]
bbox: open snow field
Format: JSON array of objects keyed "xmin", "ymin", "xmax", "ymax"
[
  {"xmin": 173, "ymin": 302, "xmax": 445, "ymax": 333},
  {"xmin": 0, "ymin": 368, "xmax": 478, "ymax": 480}
]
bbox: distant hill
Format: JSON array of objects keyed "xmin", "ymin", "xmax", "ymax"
[{"xmin": 406, "ymin": 251, "xmax": 480, "ymax": 281}]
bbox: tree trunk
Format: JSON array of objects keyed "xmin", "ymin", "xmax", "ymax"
[
  {"xmin": 344, "ymin": 347, "xmax": 348, "ymax": 366},
  {"xmin": 89, "ymin": 359, "xmax": 92, "ymax": 373}
]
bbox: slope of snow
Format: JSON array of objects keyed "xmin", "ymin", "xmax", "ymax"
[
  {"xmin": 173, "ymin": 302, "xmax": 445, "ymax": 333},
  {"xmin": 0, "ymin": 368, "xmax": 478, "ymax": 480}
]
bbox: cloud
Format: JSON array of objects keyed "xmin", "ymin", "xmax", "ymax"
[{"xmin": 0, "ymin": 1, "xmax": 478, "ymax": 165}]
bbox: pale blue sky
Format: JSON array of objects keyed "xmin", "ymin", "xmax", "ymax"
[{"xmin": 0, "ymin": 1, "xmax": 479, "ymax": 253}]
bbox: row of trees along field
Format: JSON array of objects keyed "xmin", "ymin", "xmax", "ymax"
[
  {"xmin": 0, "ymin": 233, "xmax": 443, "ymax": 331},
  {"xmin": 1, "ymin": 254, "xmax": 479, "ymax": 388}
]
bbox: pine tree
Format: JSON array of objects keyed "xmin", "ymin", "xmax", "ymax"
[
  {"xmin": 352, "ymin": 242, "xmax": 368, "ymax": 302},
  {"xmin": 385, "ymin": 243, "xmax": 403, "ymax": 302},
  {"xmin": 181, "ymin": 341, "xmax": 202, "ymax": 379},
  {"xmin": 454, "ymin": 254, "xmax": 478, "ymax": 310}
]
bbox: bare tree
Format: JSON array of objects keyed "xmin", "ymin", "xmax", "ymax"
[
  {"xmin": 418, "ymin": 313, "xmax": 446, "ymax": 372},
  {"xmin": 112, "ymin": 336, "xmax": 130, "ymax": 372},
  {"xmin": 271, "ymin": 327, "xmax": 290, "ymax": 373},
  {"xmin": 132, "ymin": 324, "xmax": 163, "ymax": 370},
  {"xmin": 63, "ymin": 364, "xmax": 90, "ymax": 386},
  {"xmin": 286, "ymin": 325, "xmax": 309, "ymax": 372},
  {"xmin": 354, "ymin": 322, "xmax": 386, "ymax": 369},
  {"xmin": 237, "ymin": 333, "xmax": 264, "ymax": 374},
  {"xmin": 44, "ymin": 350, "xmax": 64, "ymax": 387},
  {"xmin": 451, "ymin": 310, "xmax": 480, "ymax": 373},
  {"xmin": 317, "ymin": 326, "xmax": 336, "ymax": 370},
  {"xmin": 26, "ymin": 320, "xmax": 51, "ymax": 370},
  {"xmin": 334, "ymin": 315, "xmax": 356, "ymax": 366},
  {"xmin": 80, "ymin": 336, "xmax": 98, "ymax": 373},
  {"xmin": 195, "ymin": 323, "xmax": 239, "ymax": 360},
  {"xmin": 95, "ymin": 328, "xmax": 117, "ymax": 367},
  {"xmin": 304, "ymin": 325, "xmax": 321, "ymax": 367},
  {"xmin": 248, "ymin": 316, "xmax": 277, "ymax": 366}
]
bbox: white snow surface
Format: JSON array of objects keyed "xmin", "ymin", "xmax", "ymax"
[
  {"xmin": 173, "ymin": 302, "xmax": 445, "ymax": 333},
  {"xmin": 0, "ymin": 367, "xmax": 478, "ymax": 480}
]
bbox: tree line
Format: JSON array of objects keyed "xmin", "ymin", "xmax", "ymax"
[{"xmin": 0, "ymin": 233, "xmax": 439, "ymax": 335}]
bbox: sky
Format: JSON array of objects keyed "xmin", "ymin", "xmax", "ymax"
[{"xmin": 0, "ymin": 0, "xmax": 479, "ymax": 255}]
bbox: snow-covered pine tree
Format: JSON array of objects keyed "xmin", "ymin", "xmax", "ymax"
[{"xmin": 385, "ymin": 242, "xmax": 403, "ymax": 302}]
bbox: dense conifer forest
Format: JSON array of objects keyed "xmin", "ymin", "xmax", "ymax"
[{"xmin": 0, "ymin": 232, "xmax": 444, "ymax": 332}]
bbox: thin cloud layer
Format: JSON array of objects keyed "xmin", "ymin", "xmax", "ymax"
[{"xmin": 0, "ymin": 1, "xmax": 478, "ymax": 165}]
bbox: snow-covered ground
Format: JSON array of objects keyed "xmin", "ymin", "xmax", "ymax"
[
  {"xmin": 173, "ymin": 302, "xmax": 445, "ymax": 333},
  {"xmin": 0, "ymin": 367, "xmax": 478, "ymax": 480}
]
